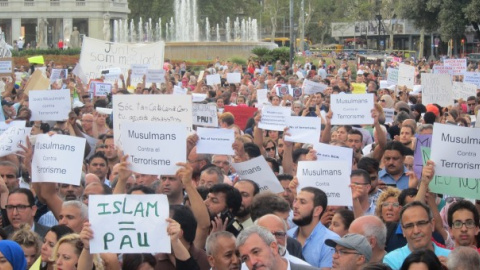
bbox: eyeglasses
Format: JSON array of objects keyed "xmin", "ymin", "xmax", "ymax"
[
  {"xmin": 402, "ymin": 219, "xmax": 431, "ymax": 230},
  {"xmin": 334, "ymin": 249, "xmax": 361, "ymax": 256},
  {"xmin": 1, "ymin": 174, "xmax": 16, "ymax": 179},
  {"xmin": 271, "ymin": 231, "xmax": 287, "ymax": 238},
  {"xmin": 452, "ymin": 219, "xmax": 476, "ymax": 229},
  {"xmin": 5, "ymin": 204, "xmax": 32, "ymax": 212},
  {"xmin": 380, "ymin": 100, "xmax": 386, "ymax": 102},
  {"xmin": 467, "ymin": 103, "xmax": 476, "ymax": 106},
  {"xmin": 213, "ymin": 161, "xmax": 230, "ymax": 166},
  {"xmin": 265, "ymin": 147, "xmax": 275, "ymax": 152},
  {"xmin": 351, "ymin": 182, "xmax": 370, "ymax": 186},
  {"xmin": 382, "ymin": 202, "xmax": 400, "ymax": 208}
]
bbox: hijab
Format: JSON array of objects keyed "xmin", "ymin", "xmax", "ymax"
[{"xmin": 0, "ymin": 240, "xmax": 27, "ymax": 270}]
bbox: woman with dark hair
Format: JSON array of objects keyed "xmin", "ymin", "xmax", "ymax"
[
  {"xmin": 400, "ymin": 249, "xmax": 445, "ymax": 270},
  {"xmin": 31, "ymin": 225, "xmax": 74, "ymax": 270},
  {"xmin": 122, "ymin": 254, "xmax": 156, "ymax": 270},
  {"xmin": 328, "ymin": 208, "xmax": 354, "ymax": 237}
]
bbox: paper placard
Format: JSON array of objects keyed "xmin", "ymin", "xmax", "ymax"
[
  {"xmin": 330, "ymin": 93, "xmax": 374, "ymax": 125},
  {"xmin": 258, "ymin": 105, "xmax": 291, "ymax": 131},
  {"xmin": 96, "ymin": 107, "xmax": 113, "ymax": 115},
  {"xmin": 24, "ymin": 70, "xmax": 50, "ymax": 94},
  {"xmin": 398, "ymin": 63, "xmax": 415, "ymax": 89},
  {"xmin": 113, "ymin": 95, "xmax": 193, "ymax": 145},
  {"xmin": 284, "ymin": 116, "xmax": 321, "ymax": 144},
  {"xmin": 30, "ymin": 89, "xmax": 71, "ymax": 121},
  {"xmin": 92, "ymin": 83, "xmax": 112, "ymax": 97},
  {"xmin": 71, "ymin": 64, "xmax": 88, "ymax": 85},
  {"xmin": 80, "ymin": 37, "xmax": 164, "ymax": 80},
  {"xmin": 192, "ymin": 93, "xmax": 207, "ymax": 103},
  {"xmin": 384, "ymin": 108, "xmax": 395, "ymax": 124},
  {"xmin": 296, "ymin": 71, "xmax": 304, "ymax": 79},
  {"xmin": 421, "ymin": 73, "xmax": 452, "ymax": 107},
  {"xmin": 433, "ymin": 65, "xmax": 454, "ymax": 75},
  {"xmin": 275, "ymin": 84, "xmax": 292, "ymax": 97},
  {"xmin": 256, "ymin": 89, "xmax": 269, "ymax": 109},
  {"xmin": 387, "ymin": 68, "xmax": 399, "ymax": 86},
  {"xmin": 101, "ymin": 67, "xmax": 122, "ymax": 80},
  {"xmin": 206, "ymin": 74, "xmax": 221, "ymax": 85},
  {"xmin": 431, "ymin": 123, "xmax": 480, "ymax": 179},
  {"xmin": 173, "ymin": 86, "xmax": 187, "ymax": 95},
  {"xmin": 302, "ymin": 80, "xmax": 327, "ymax": 95},
  {"xmin": 351, "ymin": 83, "xmax": 366, "ymax": 94},
  {"xmin": 463, "ymin": 72, "xmax": 480, "ymax": 89},
  {"xmin": 226, "ymin": 73, "xmax": 241, "ymax": 84},
  {"xmin": 49, "ymin": 69, "xmax": 68, "ymax": 83},
  {"xmin": 0, "ymin": 126, "xmax": 29, "ymax": 157},
  {"xmin": 297, "ymin": 161, "xmax": 353, "ymax": 206},
  {"xmin": 121, "ymin": 122, "xmax": 187, "ymax": 175},
  {"xmin": 0, "ymin": 58, "xmax": 13, "ymax": 76},
  {"xmin": 89, "ymin": 194, "xmax": 170, "ymax": 254},
  {"xmin": 131, "ymin": 64, "xmax": 149, "ymax": 78},
  {"xmin": 314, "ymin": 143, "xmax": 353, "ymax": 170},
  {"xmin": 444, "ymin": 59, "xmax": 467, "ymax": 75},
  {"xmin": 192, "ymin": 103, "xmax": 218, "ymax": 127},
  {"xmin": 32, "ymin": 134, "xmax": 86, "ymax": 185},
  {"xmin": 197, "ymin": 71, "xmax": 205, "ymax": 82},
  {"xmin": 223, "ymin": 106, "xmax": 258, "ymax": 130},
  {"xmin": 452, "ymin": 82, "xmax": 477, "ymax": 100},
  {"xmin": 146, "ymin": 69, "xmax": 165, "ymax": 83},
  {"xmin": 0, "ymin": 120, "xmax": 26, "ymax": 135},
  {"xmin": 231, "ymin": 156, "xmax": 284, "ymax": 193},
  {"xmin": 196, "ymin": 127, "xmax": 234, "ymax": 155}
]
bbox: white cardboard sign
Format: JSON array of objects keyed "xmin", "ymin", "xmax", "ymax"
[
  {"xmin": 146, "ymin": 69, "xmax": 165, "ymax": 83},
  {"xmin": 0, "ymin": 126, "xmax": 29, "ymax": 157},
  {"xmin": 92, "ymin": 82, "xmax": 112, "ymax": 97},
  {"xmin": 206, "ymin": 74, "xmax": 221, "ymax": 85},
  {"xmin": 196, "ymin": 127, "xmax": 235, "ymax": 155},
  {"xmin": 302, "ymin": 80, "xmax": 328, "ymax": 95},
  {"xmin": 433, "ymin": 65, "xmax": 454, "ymax": 76},
  {"xmin": 0, "ymin": 120, "xmax": 26, "ymax": 135},
  {"xmin": 330, "ymin": 94, "xmax": 374, "ymax": 125},
  {"xmin": 258, "ymin": 105, "xmax": 291, "ymax": 131},
  {"xmin": 192, "ymin": 103, "xmax": 218, "ymax": 127},
  {"xmin": 314, "ymin": 143, "xmax": 353, "ymax": 170},
  {"xmin": 226, "ymin": 73, "xmax": 241, "ymax": 84},
  {"xmin": 384, "ymin": 108, "xmax": 395, "ymax": 124},
  {"xmin": 387, "ymin": 68, "xmax": 398, "ymax": 86},
  {"xmin": 49, "ymin": 69, "xmax": 68, "ymax": 83},
  {"xmin": 231, "ymin": 156, "xmax": 284, "ymax": 193},
  {"xmin": 421, "ymin": 73, "xmax": 453, "ymax": 107},
  {"xmin": 29, "ymin": 89, "xmax": 71, "ymax": 121},
  {"xmin": 32, "ymin": 134, "xmax": 86, "ymax": 185},
  {"xmin": 452, "ymin": 82, "xmax": 477, "ymax": 100},
  {"xmin": 398, "ymin": 63, "xmax": 415, "ymax": 89},
  {"xmin": 284, "ymin": 116, "xmax": 321, "ymax": 144},
  {"xmin": 444, "ymin": 59, "xmax": 467, "ymax": 75},
  {"xmin": 173, "ymin": 86, "xmax": 187, "ymax": 95},
  {"xmin": 131, "ymin": 64, "xmax": 149, "ymax": 78},
  {"xmin": 463, "ymin": 72, "xmax": 480, "ymax": 89}
]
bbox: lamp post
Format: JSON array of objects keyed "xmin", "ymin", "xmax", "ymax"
[
  {"xmin": 289, "ymin": 0, "xmax": 294, "ymax": 67},
  {"xmin": 376, "ymin": 14, "xmax": 382, "ymax": 51}
]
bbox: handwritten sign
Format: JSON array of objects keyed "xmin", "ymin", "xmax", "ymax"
[
  {"xmin": 330, "ymin": 93, "xmax": 374, "ymax": 125},
  {"xmin": 314, "ymin": 143, "xmax": 353, "ymax": 170},
  {"xmin": 431, "ymin": 123, "xmax": 480, "ymax": 179},
  {"xmin": 384, "ymin": 108, "xmax": 395, "ymax": 124},
  {"xmin": 89, "ymin": 194, "xmax": 170, "ymax": 254},
  {"xmin": 146, "ymin": 69, "xmax": 165, "ymax": 83},
  {"xmin": 120, "ymin": 122, "xmax": 187, "ymax": 175},
  {"xmin": 72, "ymin": 64, "xmax": 88, "ymax": 84},
  {"xmin": 191, "ymin": 93, "xmax": 207, "ymax": 103},
  {"xmin": 101, "ymin": 67, "xmax": 122, "ymax": 80},
  {"xmin": 259, "ymin": 105, "xmax": 291, "ymax": 131},
  {"xmin": 297, "ymin": 161, "xmax": 353, "ymax": 206},
  {"xmin": 32, "ymin": 134, "xmax": 86, "ymax": 185},
  {"xmin": 173, "ymin": 86, "xmax": 187, "ymax": 95},
  {"xmin": 452, "ymin": 82, "xmax": 477, "ymax": 100},
  {"xmin": 226, "ymin": 73, "xmax": 241, "ymax": 84},
  {"xmin": 413, "ymin": 134, "xmax": 432, "ymax": 179},
  {"xmin": 0, "ymin": 58, "xmax": 13, "ymax": 76},
  {"xmin": 192, "ymin": 103, "xmax": 218, "ymax": 127},
  {"xmin": 113, "ymin": 95, "xmax": 192, "ymax": 145},
  {"xmin": 433, "ymin": 65, "xmax": 454, "ymax": 76},
  {"xmin": 131, "ymin": 64, "xmax": 149, "ymax": 78},
  {"xmin": 0, "ymin": 126, "xmax": 29, "ymax": 157},
  {"xmin": 0, "ymin": 120, "xmax": 26, "ymax": 135},
  {"xmin": 223, "ymin": 106, "xmax": 257, "ymax": 130},
  {"xmin": 444, "ymin": 59, "xmax": 467, "ymax": 75},
  {"xmin": 387, "ymin": 68, "xmax": 398, "ymax": 86},
  {"xmin": 29, "ymin": 89, "xmax": 71, "ymax": 121},
  {"xmin": 80, "ymin": 37, "xmax": 164, "ymax": 79},
  {"xmin": 463, "ymin": 72, "xmax": 480, "ymax": 89},
  {"xmin": 196, "ymin": 127, "xmax": 234, "ymax": 155},
  {"xmin": 398, "ymin": 63, "xmax": 415, "ymax": 89},
  {"xmin": 284, "ymin": 116, "xmax": 321, "ymax": 144},
  {"xmin": 206, "ymin": 74, "xmax": 221, "ymax": 85},
  {"xmin": 92, "ymin": 82, "xmax": 112, "ymax": 97},
  {"xmin": 302, "ymin": 80, "xmax": 327, "ymax": 95},
  {"xmin": 231, "ymin": 156, "xmax": 284, "ymax": 193},
  {"xmin": 421, "ymin": 73, "xmax": 452, "ymax": 107}
]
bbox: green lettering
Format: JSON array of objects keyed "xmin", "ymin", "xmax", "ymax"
[
  {"xmin": 120, "ymin": 235, "xmax": 133, "ymax": 249},
  {"xmin": 97, "ymin": 203, "xmax": 111, "ymax": 215},
  {"xmin": 122, "ymin": 197, "xmax": 133, "ymax": 214},
  {"xmin": 103, "ymin": 233, "xmax": 114, "ymax": 250},
  {"xmin": 137, "ymin": 232, "xmax": 150, "ymax": 247},
  {"xmin": 134, "ymin": 202, "xmax": 144, "ymax": 217},
  {"xmin": 113, "ymin": 201, "xmax": 122, "ymax": 214},
  {"xmin": 146, "ymin": 202, "xmax": 159, "ymax": 217}
]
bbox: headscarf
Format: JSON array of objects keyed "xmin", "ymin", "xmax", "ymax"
[
  {"xmin": 0, "ymin": 240, "xmax": 27, "ymax": 270},
  {"xmin": 380, "ymin": 94, "xmax": 394, "ymax": 109}
]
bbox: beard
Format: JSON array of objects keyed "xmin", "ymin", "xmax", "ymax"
[
  {"xmin": 293, "ymin": 209, "xmax": 314, "ymax": 227},
  {"xmin": 235, "ymin": 206, "xmax": 250, "ymax": 219}
]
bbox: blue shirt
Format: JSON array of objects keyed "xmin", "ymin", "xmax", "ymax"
[
  {"xmin": 383, "ymin": 243, "xmax": 451, "ymax": 270},
  {"xmin": 288, "ymin": 222, "xmax": 340, "ymax": 268},
  {"xmin": 379, "ymin": 166, "xmax": 409, "ymax": 190}
]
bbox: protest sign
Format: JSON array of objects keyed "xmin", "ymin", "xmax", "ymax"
[
  {"xmin": 387, "ymin": 68, "xmax": 398, "ymax": 86},
  {"xmin": 258, "ymin": 105, "xmax": 290, "ymax": 131},
  {"xmin": 444, "ymin": 59, "xmax": 467, "ymax": 75},
  {"xmin": 330, "ymin": 93, "xmax": 374, "ymax": 125},
  {"xmin": 173, "ymin": 86, "xmax": 187, "ymax": 95},
  {"xmin": 433, "ymin": 65, "xmax": 454, "ymax": 75},
  {"xmin": 24, "ymin": 70, "xmax": 50, "ymax": 94},
  {"xmin": 92, "ymin": 82, "xmax": 112, "ymax": 97},
  {"xmin": 206, "ymin": 74, "xmax": 221, "ymax": 85},
  {"xmin": 89, "ymin": 194, "xmax": 170, "ymax": 254},
  {"xmin": 430, "ymin": 123, "xmax": 480, "ymax": 179},
  {"xmin": 146, "ymin": 69, "xmax": 165, "ymax": 83},
  {"xmin": 0, "ymin": 126, "xmax": 29, "ymax": 157},
  {"xmin": 0, "ymin": 40, "xmax": 12, "ymax": 58},
  {"xmin": 231, "ymin": 156, "xmax": 284, "ymax": 193},
  {"xmin": 223, "ymin": 106, "xmax": 258, "ymax": 130},
  {"xmin": 96, "ymin": 107, "xmax": 113, "ymax": 115},
  {"xmin": 197, "ymin": 71, "xmax": 205, "ymax": 82},
  {"xmin": 302, "ymin": 80, "xmax": 327, "ymax": 95},
  {"xmin": 256, "ymin": 89, "xmax": 269, "ymax": 109},
  {"xmin": 384, "ymin": 108, "xmax": 395, "ymax": 124},
  {"xmin": 452, "ymin": 82, "xmax": 477, "ymax": 100},
  {"xmin": 192, "ymin": 93, "xmax": 207, "ymax": 103},
  {"xmin": 196, "ymin": 127, "xmax": 234, "ymax": 155},
  {"xmin": 421, "ymin": 73, "xmax": 452, "ymax": 107},
  {"xmin": 297, "ymin": 161, "xmax": 353, "ymax": 206},
  {"xmin": 351, "ymin": 83, "xmax": 366, "ymax": 94},
  {"xmin": 284, "ymin": 116, "xmax": 321, "ymax": 144},
  {"xmin": 71, "ymin": 64, "xmax": 88, "ymax": 85},
  {"xmin": 0, "ymin": 120, "xmax": 26, "ymax": 135},
  {"xmin": 296, "ymin": 71, "xmax": 304, "ymax": 79},
  {"xmin": 27, "ymin": 55, "xmax": 44, "ymax": 65},
  {"xmin": 463, "ymin": 72, "xmax": 480, "ymax": 89},
  {"xmin": 113, "ymin": 95, "xmax": 192, "ymax": 145},
  {"xmin": 314, "ymin": 143, "xmax": 353, "ymax": 170},
  {"xmin": 0, "ymin": 58, "xmax": 13, "ymax": 76},
  {"xmin": 101, "ymin": 67, "xmax": 122, "ymax": 80},
  {"xmin": 226, "ymin": 73, "xmax": 241, "ymax": 84},
  {"xmin": 120, "ymin": 122, "xmax": 187, "ymax": 175},
  {"xmin": 79, "ymin": 37, "xmax": 164, "ymax": 79},
  {"xmin": 275, "ymin": 84, "xmax": 292, "ymax": 97},
  {"xmin": 30, "ymin": 89, "xmax": 71, "ymax": 121},
  {"xmin": 192, "ymin": 103, "xmax": 218, "ymax": 127},
  {"xmin": 49, "ymin": 69, "xmax": 68, "ymax": 83},
  {"xmin": 413, "ymin": 134, "xmax": 432, "ymax": 179},
  {"xmin": 32, "ymin": 134, "xmax": 86, "ymax": 185},
  {"xmin": 131, "ymin": 64, "xmax": 149, "ymax": 78},
  {"xmin": 397, "ymin": 63, "xmax": 415, "ymax": 89},
  {"xmin": 422, "ymin": 147, "xmax": 480, "ymax": 200}
]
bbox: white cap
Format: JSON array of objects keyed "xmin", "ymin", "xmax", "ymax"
[
  {"xmin": 357, "ymin": 70, "xmax": 364, "ymax": 75},
  {"xmin": 387, "ymin": 85, "xmax": 396, "ymax": 91},
  {"xmin": 73, "ymin": 100, "xmax": 84, "ymax": 108}
]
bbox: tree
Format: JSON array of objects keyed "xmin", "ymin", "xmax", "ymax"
[
  {"xmin": 464, "ymin": 0, "xmax": 480, "ymax": 40},
  {"xmin": 263, "ymin": 0, "xmax": 289, "ymax": 41}
]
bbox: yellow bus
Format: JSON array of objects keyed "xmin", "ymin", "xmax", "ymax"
[{"xmin": 262, "ymin": 37, "xmax": 311, "ymax": 50}]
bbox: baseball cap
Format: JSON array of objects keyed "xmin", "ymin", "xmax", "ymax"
[
  {"xmin": 426, "ymin": 104, "xmax": 440, "ymax": 117},
  {"xmin": 325, "ymin": 233, "xmax": 372, "ymax": 262}
]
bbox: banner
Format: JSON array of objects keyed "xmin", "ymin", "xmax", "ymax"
[
  {"xmin": 79, "ymin": 37, "xmax": 164, "ymax": 79},
  {"xmin": 223, "ymin": 106, "xmax": 258, "ymax": 130}
]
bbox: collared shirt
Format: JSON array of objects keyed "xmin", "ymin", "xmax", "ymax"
[
  {"xmin": 383, "ymin": 243, "xmax": 451, "ymax": 270},
  {"xmin": 369, "ymin": 188, "xmax": 383, "ymax": 207},
  {"xmin": 379, "ymin": 166, "xmax": 409, "ymax": 190},
  {"xmin": 288, "ymin": 222, "xmax": 340, "ymax": 268}
]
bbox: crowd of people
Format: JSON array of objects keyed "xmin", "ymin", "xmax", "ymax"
[{"xmin": 0, "ymin": 54, "xmax": 480, "ymax": 270}]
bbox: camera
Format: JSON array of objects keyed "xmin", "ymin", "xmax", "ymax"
[{"xmin": 220, "ymin": 210, "xmax": 243, "ymax": 236}]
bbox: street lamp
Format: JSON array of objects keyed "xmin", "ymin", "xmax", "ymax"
[{"xmin": 376, "ymin": 14, "xmax": 382, "ymax": 51}]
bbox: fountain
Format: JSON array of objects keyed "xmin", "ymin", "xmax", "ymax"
[{"xmin": 112, "ymin": 0, "xmax": 276, "ymax": 60}]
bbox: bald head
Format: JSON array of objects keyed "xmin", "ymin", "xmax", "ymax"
[
  {"xmin": 349, "ymin": 215, "xmax": 386, "ymax": 250},
  {"xmin": 255, "ymin": 214, "xmax": 288, "ymax": 247},
  {"xmin": 85, "ymin": 173, "xmax": 101, "ymax": 186}
]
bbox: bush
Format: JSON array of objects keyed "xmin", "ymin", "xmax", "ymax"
[
  {"xmin": 252, "ymin": 47, "xmax": 271, "ymax": 58},
  {"xmin": 12, "ymin": 48, "xmax": 81, "ymax": 57},
  {"xmin": 227, "ymin": 56, "xmax": 247, "ymax": 66},
  {"xmin": 270, "ymin": 47, "xmax": 290, "ymax": 63}
]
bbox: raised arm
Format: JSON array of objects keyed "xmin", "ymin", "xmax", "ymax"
[
  {"xmin": 371, "ymin": 108, "xmax": 387, "ymax": 162},
  {"xmin": 113, "ymin": 155, "xmax": 131, "ymax": 194}
]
